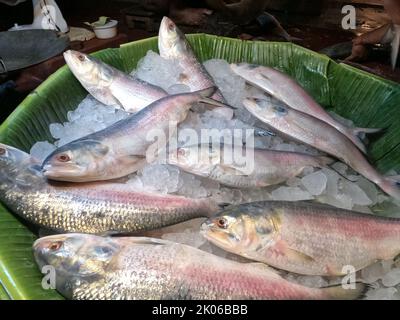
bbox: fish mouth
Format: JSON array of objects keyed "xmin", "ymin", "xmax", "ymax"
[
  {"xmin": 33, "ymin": 235, "xmax": 68, "ymax": 268},
  {"xmin": 242, "ymin": 97, "xmax": 257, "ymax": 109},
  {"xmin": 63, "ymin": 50, "xmax": 80, "ymax": 68},
  {"xmin": 200, "ymin": 220, "xmax": 239, "ymax": 251},
  {"xmin": 42, "ymin": 163, "xmax": 87, "ymax": 181}
]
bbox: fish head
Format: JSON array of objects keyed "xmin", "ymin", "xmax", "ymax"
[
  {"xmin": 243, "ymin": 97, "xmax": 288, "ymax": 121},
  {"xmin": 231, "ymin": 63, "xmax": 277, "ymax": 94},
  {"xmin": 33, "ymin": 234, "xmax": 119, "ymax": 299},
  {"xmin": 64, "ymin": 50, "xmax": 114, "ymax": 89},
  {"xmin": 0, "ymin": 143, "xmax": 40, "ymax": 188},
  {"xmin": 230, "ymin": 63, "xmax": 262, "ymax": 77},
  {"xmin": 159, "ymin": 16, "xmax": 189, "ymax": 59},
  {"xmin": 201, "ymin": 204, "xmax": 281, "ymax": 254},
  {"xmin": 42, "ymin": 139, "xmax": 112, "ymax": 182},
  {"xmin": 168, "ymin": 144, "xmax": 221, "ymax": 173}
]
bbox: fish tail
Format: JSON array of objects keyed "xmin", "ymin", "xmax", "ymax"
[
  {"xmin": 347, "ymin": 127, "xmax": 383, "ymax": 154},
  {"xmin": 321, "ymin": 282, "xmax": 367, "ymax": 300},
  {"xmin": 378, "ymin": 176, "xmax": 400, "ymax": 200}
]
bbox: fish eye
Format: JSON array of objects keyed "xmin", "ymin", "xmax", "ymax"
[
  {"xmin": 216, "ymin": 218, "xmax": 228, "ymax": 229},
  {"xmin": 273, "ymin": 105, "xmax": 288, "ymax": 116},
  {"xmin": 49, "ymin": 241, "xmax": 63, "ymax": 251},
  {"xmin": 56, "ymin": 154, "xmax": 71, "ymax": 162},
  {"xmin": 167, "ymin": 22, "xmax": 174, "ymax": 31},
  {"xmin": 0, "ymin": 147, "xmax": 6, "ymax": 156},
  {"xmin": 177, "ymin": 148, "xmax": 188, "ymax": 157},
  {"xmin": 78, "ymin": 54, "xmax": 85, "ymax": 62}
]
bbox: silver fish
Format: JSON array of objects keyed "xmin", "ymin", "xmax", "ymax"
[
  {"xmin": 242, "ymin": 96, "xmax": 400, "ymax": 199},
  {"xmin": 231, "ymin": 63, "xmax": 381, "ymax": 154},
  {"xmin": 43, "ymin": 87, "xmax": 226, "ymax": 182},
  {"xmin": 64, "ymin": 50, "xmax": 167, "ymax": 113},
  {"xmin": 0, "ymin": 143, "xmax": 218, "ymax": 234},
  {"xmin": 158, "ymin": 16, "xmax": 226, "ymax": 103},
  {"xmin": 167, "ymin": 144, "xmax": 333, "ymax": 189},
  {"xmin": 202, "ymin": 201, "xmax": 400, "ymax": 276},
  {"xmin": 33, "ymin": 234, "xmax": 366, "ymax": 300}
]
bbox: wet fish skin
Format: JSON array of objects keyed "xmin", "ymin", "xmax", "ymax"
[
  {"xmin": 0, "ymin": 143, "xmax": 219, "ymax": 234},
  {"xmin": 242, "ymin": 97, "xmax": 400, "ymax": 199},
  {"xmin": 158, "ymin": 16, "xmax": 226, "ymax": 103},
  {"xmin": 202, "ymin": 201, "xmax": 400, "ymax": 276},
  {"xmin": 42, "ymin": 88, "xmax": 218, "ymax": 182},
  {"xmin": 64, "ymin": 50, "xmax": 167, "ymax": 113},
  {"xmin": 167, "ymin": 144, "xmax": 333, "ymax": 188},
  {"xmin": 33, "ymin": 234, "xmax": 366, "ymax": 300},
  {"xmin": 231, "ymin": 63, "xmax": 381, "ymax": 154}
]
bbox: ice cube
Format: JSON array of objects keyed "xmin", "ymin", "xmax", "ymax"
[
  {"xmin": 271, "ymin": 187, "xmax": 313, "ymax": 201},
  {"xmin": 365, "ymin": 287, "xmax": 398, "ymax": 300},
  {"xmin": 135, "ymin": 50, "xmax": 184, "ymax": 91},
  {"xmin": 295, "ymin": 276, "xmax": 329, "ymax": 288},
  {"xmin": 321, "ymin": 168, "xmax": 340, "ymax": 196},
  {"xmin": 203, "ymin": 59, "xmax": 247, "ymax": 108},
  {"xmin": 301, "ymin": 171, "xmax": 327, "ymax": 196},
  {"xmin": 140, "ymin": 164, "xmax": 171, "ymax": 194},
  {"xmin": 49, "ymin": 123, "xmax": 65, "ymax": 139},
  {"xmin": 341, "ymin": 180, "xmax": 372, "ymax": 206},
  {"xmin": 361, "ymin": 261, "xmax": 393, "ymax": 283},
  {"xmin": 331, "ymin": 162, "xmax": 348, "ymax": 176},
  {"xmin": 382, "ymin": 268, "xmax": 400, "ymax": 287},
  {"xmin": 356, "ymin": 177, "xmax": 379, "ymax": 205},
  {"xmin": 30, "ymin": 141, "xmax": 56, "ymax": 163}
]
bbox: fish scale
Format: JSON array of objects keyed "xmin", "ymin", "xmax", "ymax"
[
  {"xmin": 33, "ymin": 234, "xmax": 366, "ymax": 300},
  {"xmin": 0, "ymin": 144, "xmax": 218, "ymax": 234},
  {"xmin": 202, "ymin": 201, "xmax": 400, "ymax": 276}
]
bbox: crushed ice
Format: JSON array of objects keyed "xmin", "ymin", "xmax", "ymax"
[{"xmin": 30, "ymin": 51, "xmax": 400, "ymax": 300}]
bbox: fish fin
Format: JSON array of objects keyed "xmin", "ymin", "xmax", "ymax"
[
  {"xmin": 378, "ymin": 176, "xmax": 400, "ymax": 200},
  {"xmin": 91, "ymin": 88, "xmax": 122, "ymax": 108},
  {"xmin": 200, "ymin": 97, "xmax": 237, "ymax": 110},
  {"xmin": 248, "ymin": 262, "xmax": 284, "ymax": 279},
  {"xmin": 275, "ymin": 240, "xmax": 316, "ymax": 264},
  {"xmin": 321, "ymin": 282, "xmax": 368, "ymax": 300},
  {"xmin": 197, "ymin": 87, "xmax": 236, "ymax": 109},
  {"xmin": 219, "ymin": 164, "xmax": 249, "ymax": 176},
  {"xmin": 316, "ymin": 156, "xmax": 335, "ymax": 168},
  {"xmin": 254, "ymin": 126, "xmax": 276, "ymax": 137},
  {"xmin": 125, "ymin": 237, "xmax": 170, "ymax": 246},
  {"xmin": 347, "ymin": 127, "xmax": 383, "ymax": 154}
]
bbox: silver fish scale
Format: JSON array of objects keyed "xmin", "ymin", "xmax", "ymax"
[{"xmin": 2, "ymin": 186, "xmax": 214, "ymax": 234}]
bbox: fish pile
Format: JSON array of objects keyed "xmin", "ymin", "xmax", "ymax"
[{"xmin": 1, "ymin": 16, "xmax": 400, "ymax": 300}]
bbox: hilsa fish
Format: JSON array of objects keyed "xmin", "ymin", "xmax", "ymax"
[
  {"xmin": 64, "ymin": 50, "xmax": 167, "ymax": 113},
  {"xmin": 242, "ymin": 96, "xmax": 400, "ymax": 199},
  {"xmin": 33, "ymin": 234, "xmax": 366, "ymax": 300},
  {"xmin": 43, "ymin": 87, "xmax": 228, "ymax": 182},
  {"xmin": 202, "ymin": 201, "xmax": 400, "ymax": 276},
  {"xmin": 167, "ymin": 144, "xmax": 333, "ymax": 189},
  {"xmin": 0, "ymin": 144, "xmax": 219, "ymax": 234},
  {"xmin": 231, "ymin": 63, "xmax": 381, "ymax": 154},
  {"xmin": 158, "ymin": 16, "xmax": 226, "ymax": 103}
]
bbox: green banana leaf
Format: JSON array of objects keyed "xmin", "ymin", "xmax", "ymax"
[{"xmin": 0, "ymin": 34, "xmax": 399, "ymax": 300}]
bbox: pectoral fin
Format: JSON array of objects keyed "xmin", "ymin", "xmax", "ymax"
[
  {"xmin": 276, "ymin": 240, "xmax": 316, "ymax": 263},
  {"xmin": 219, "ymin": 164, "xmax": 249, "ymax": 176}
]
